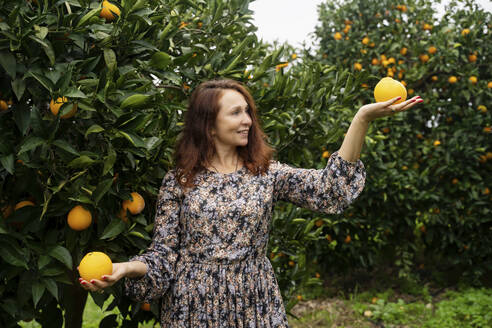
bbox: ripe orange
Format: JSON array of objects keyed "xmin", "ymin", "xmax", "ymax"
[
  {"xmin": 423, "ymin": 23, "xmax": 433, "ymax": 30},
  {"xmin": 362, "ymin": 37, "xmax": 370, "ymax": 45},
  {"xmin": 100, "ymin": 1, "xmax": 121, "ymax": 22},
  {"xmin": 78, "ymin": 252, "xmax": 113, "ymax": 282},
  {"xmin": 288, "ymin": 260, "xmax": 295, "ymax": 267},
  {"xmin": 434, "ymin": 140, "xmax": 441, "ymax": 146},
  {"xmin": 50, "ymin": 97, "xmax": 77, "ymax": 119},
  {"xmin": 400, "ymin": 47, "xmax": 408, "ymax": 55},
  {"xmin": 141, "ymin": 303, "xmax": 151, "ymax": 311},
  {"xmin": 344, "ymin": 235, "xmax": 351, "ymax": 243},
  {"xmin": 122, "ymin": 192, "xmax": 145, "ymax": 215},
  {"xmin": 334, "ymin": 32, "xmax": 342, "ymax": 40},
  {"xmin": 354, "ymin": 63, "xmax": 362, "ymax": 71},
  {"xmin": 296, "ymin": 295, "xmax": 303, "ymax": 301},
  {"xmin": 382, "ymin": 127, "xmax": 390, "ymax": 134},
  {"xmin": 14, "ymin": 200, "xmax": 35, "ymax": 210},
  {"xmin": 428, "ymin": 46, "xmax": 437, "ymax": 54},
  {"xmin": 374, "ymin": 77, "xmax": 407, "ymax": 104},
  {"xmin": 67, "ymin": 205, "xmax": 92, "ymax": 231},
  {"xmin": 315, "ymin": 219, "xmax": 323, "ymax": 227},
  {"xmin": 117, "ymin": 208, "xmax": 128, "ymax": 223},
  {"xmin": 448, "ymin": 76, "xmax": 457, "ymax": 84},
  {"xmin": 0, "ymin": 100, "xmax": 8, "ymax": 111},
  {"xmin": 1, "ymin": 204, "xmax": 13, "ymax": 219},
  {"xmin": 372, "ymin": 58, "xmax": 379, "ymax": 65},
  {"xmin": 431, "ymin": 76, "xmax": 438, "ymax": 82},
  {"xmin": 322, "ymin": 151, "xmax": 330, "ymax": 159},
  {"xmin": 488, "ymin": 82, "xmax": 492, "ymax": 88},
  {"xmin": 477, "ymin": 105, "xmax": 487, "ymax": 113},
  {"xmin": 461, "ymin": 28, "xmax": 470, "ymax": 36},
  {"xmin": 419, "ymin": 54, "xmax": 429, "ymax": 63},
  {"xmin": 452, "ymin": 178, "xmax": 459, "ymax": 185},
  {"xmin": 468, "ymin": 76, "xmax": 477, "ymax": 84},
  {"xmin": 468, "ymin": 54, "xmax": 477, "ymax": 62},
  {"xmin": 315, "ymin": 272, "xmax": 321, "ymax": 278}
]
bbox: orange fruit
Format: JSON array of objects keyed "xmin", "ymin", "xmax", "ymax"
[
  {"xmin": 296, "ymin": 295, "xmax": 303, "ymax": 301},
  {"xmin": 468, "ymin": 54, "xmax": 477, "ymax": 62},
  {"xmin": 1, "ymin": 204, "xmax": 13, "ymax": 219},
  {"xmin": 372, "ymin": 58, "xmax": 379, "ymax": 65},
  {"xmin": 488, "ymin": 82, "xmax": 492, "ymax": 88},
  {"xmin": 14, "ymin": 200, "xmax": 35, "ymax": 210},
  {"xmin": 117, "ymin": 208, "xmax": 129, "ymax": 223},
  {"xmin": 484, "ymin": 187, "xmax": 490, "ymax": 195},
  {"xmin": 67, "ymin": 205, "xmax": 92, "ymax": 231},
  {"xmin": 197, "ymin": 22, "xmax": 203, "ymax": 28},
  {"xmin": 448, "ymin": 76, "xmax": 457, "ymax": 84},
  {"xmin": 382, "ymin": 127, "xmax": 390, "ymax": 134},
  {"xmin": 431, "ymin": 76, "xmax": 438, "ymax": 82},
  {"xmin": 344, "ymin": 235, "xmax": 351, "ymax": 243},
  {"xmin": 362, "ymin": 37, "xmax": 370, "ymax": 45},
  {"xmin": 322, "ymin": 151, "xmax": 330, "ymax": 159},
  {"xmin": 354, "ymin": 63, "xmax": 362, "ymax": 71},
  {"xmin": 334, "ymin": 32, "xmax": 342, "ymax": 40},
  {"xmin": 288, "ymin": 260, "xmax": 295, "ymax": 267},
  {"xmin": 433, "ymin": 140, "xmax": 441, "ymax": 146},
  {"xmin": 374, "ymin": 77, "xmax": 407, "ymax": 104},
  {"xmin": 461, "ymin": 28, "xmax": 470, "ymax": 36},
  {"xmin": 428, "ymin": 46, "xmax": 437, "ymax": 54},
  {"xmin": 452, "ymin": 178, "xmax": 459, "ymax": 185},
  {"xmin": 78, "ymin": 252, "xmax": 113, "ymax": 282},
  {"xmin": 484, "ymin": 126, "xmax": 491, "ymax": 133},
  {"xmin": 400, "ymin": 47, "xmax": 408, "ymax": 55},
  {"xmin": 122, "ymin": 192, "xmax": 145, "ymax": 215},
  {"xmin": 423, "ymin": 23, "xmax": 433, "ymax": 30},
  {"xmin": 0, "ymin": 100, "xmax": 8, "ymax": 111},
  {"xmin": 468, "ymin": 76, "xmax": 477, "ymax": 84},
  {"xmin": 486, "ymin": 152, "xmax": 492, "ymax": 159},
  {"xmin": 141, "ymin": 303, "xmax": 151, "ymax": 311},
  {"xmin": 100, "ymin": 1, "xmax": 121, "ymax": 22},
  {"xmin": 419, "ymin": 54, "xmax": 429, "ymax": 63},
  {"xmin": 315, "ymin": 219, "xmax": 323, "ymax": 227},
  {"xmin": 50, "ymin": 97, "xmax": 77, "ymax": 119}
]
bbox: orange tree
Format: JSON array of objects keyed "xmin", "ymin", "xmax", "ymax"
[
  {"xmin": 304, "ymin": 0, "xmax": 492, "ymax": 285},
  {"xmin": 0, "ymin": 0, "xmax": 356, "ymax": 326}
]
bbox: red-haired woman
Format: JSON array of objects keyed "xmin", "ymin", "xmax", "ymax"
[{"xmin": 80, "ymin": 79, "xmax": 423, "ymax": 326}]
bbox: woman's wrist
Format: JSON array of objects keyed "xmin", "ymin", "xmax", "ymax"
[{"xmin": 125, "ymin": 261, "xmax": 148, "ymax": 279}]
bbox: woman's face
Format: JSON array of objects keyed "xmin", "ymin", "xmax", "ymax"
[{"xmin": 211, "ymin": 89, "xmax": 252, "ymax": 148}]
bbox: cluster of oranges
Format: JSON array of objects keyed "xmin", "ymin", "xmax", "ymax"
[{"xmin": 66, "ymin": 191, "xmax": 145, "ymax": 231}]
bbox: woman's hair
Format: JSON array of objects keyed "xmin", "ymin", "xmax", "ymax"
[{"xmin": 173, "ymin": 79, "xmax": 275, "ymax": 189}]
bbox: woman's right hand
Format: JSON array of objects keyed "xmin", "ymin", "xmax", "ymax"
[{"xmin": 78, "ymin": 262, "xmax": 128, "ymax": 293}]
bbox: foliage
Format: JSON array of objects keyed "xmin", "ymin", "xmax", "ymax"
[
  {"xmin": 0, "ymin": 0, "xmax": 355, "ymax": 325},
  {"xmin": 302, "ymin": 0, "xmax": 492, "ymax": 282}
]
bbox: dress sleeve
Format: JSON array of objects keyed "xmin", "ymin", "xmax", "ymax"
[
  {"xmin": 272, "ymin": 151, "xmax": 366, "ymax": 214},
  {"xmin": 124, "ymin": 170, "xmax": 182, "ymax": 302}
]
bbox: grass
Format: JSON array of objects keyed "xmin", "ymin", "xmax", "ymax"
[{"xmin": 19, "ymin": 286, "xmax": 492, "ymax": 327}]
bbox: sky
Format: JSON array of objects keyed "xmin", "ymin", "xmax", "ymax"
[{"xmin": 250, "ymin": 0, "xmax": 492, "ymax": 49}]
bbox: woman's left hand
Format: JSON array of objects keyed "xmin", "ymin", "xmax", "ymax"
[{"xmin": 356, "ymin": 95, "xmax": 424, "ymax": 123}]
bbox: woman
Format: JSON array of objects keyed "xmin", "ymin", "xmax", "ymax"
[{"xmin": 79, "ymin": 79, "xmax": 423, "ymax": 326}]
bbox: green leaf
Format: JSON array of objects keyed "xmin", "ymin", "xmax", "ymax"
[
  {"xmin": 103, "ymin": 48, "xmax": 117, "ymax": 72},
  {"xmin": 52, "ymin": 140, "xmax": 80, "ymax": 156},
  {"xmin": 68, "ymin": 155, "xmax": 95, "ymax": 168},
  {"xmin": 32, "ymin": 281, "xmax": 45, "ymax": 308},
  {"xmin": 12, "ymin": 77, "xmax": 26, "ymax": 101},
  {"xmin": 64, "ymin": 88, "xmax": 87, "ymax": 99},
  {"xmin": 85, "ymin": 124, "xmax": 105, "ymax": 139},
  {"xmin": 43, "ymin": 278, "xmax": 58, "ymax": 301},
  {"xmin": 34, "ymin": 25, "xmax": 49, "ymax": 40},
  {"xmin": 48, "ymin": 246, "xmax": 73, "ymax": 270},
  {"xmin": 93, "ymin": 178, "xmax": 114, "ymax": 205},
  {"xmin": 29, "ymin": 36, "xmax": 55, "ymax": 66},
  {"xmin": 0, "ymin": 51, "xmax": 16, "ymax": 78},
  {"xmin": 103, "ymin": 149, "xmax": 116, "ymax": 175},
  {"xmin": 0, "ymin": 245, "xmax": 28, "ymax": 268},
  {"xmin": 120, "ymin": 94, "xmax": 150, "ymax": 109},
  {"xmin": 150, "ymin": 51, "xmax": 172, "ymax": 69},
  {"xmin": 100, "ymin": 219, "xmax": 126, "ymax": 240},
  {"xmin": 77, "ymin": 7, "xmax": 101, "ymax": 27},
  {"xmin": 17, "ymin": 136, "xmax": 45, "ymax": 155},
  {"xmin": 26, "ymin": 71, "xmax": 54, "ymax": 92},
  {"xmin": 0, "ymin": 154, "xmax": 14, "ymax": 174}
]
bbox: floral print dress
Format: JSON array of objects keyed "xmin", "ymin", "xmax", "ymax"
[{"xmin": 124, "ymin": 151, "xmax": 366, "ymax": 327}]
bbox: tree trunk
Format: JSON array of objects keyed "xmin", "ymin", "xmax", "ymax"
[{"xmin": 62, "ymin": 269, "xmax": 88, "ymax": 328}]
